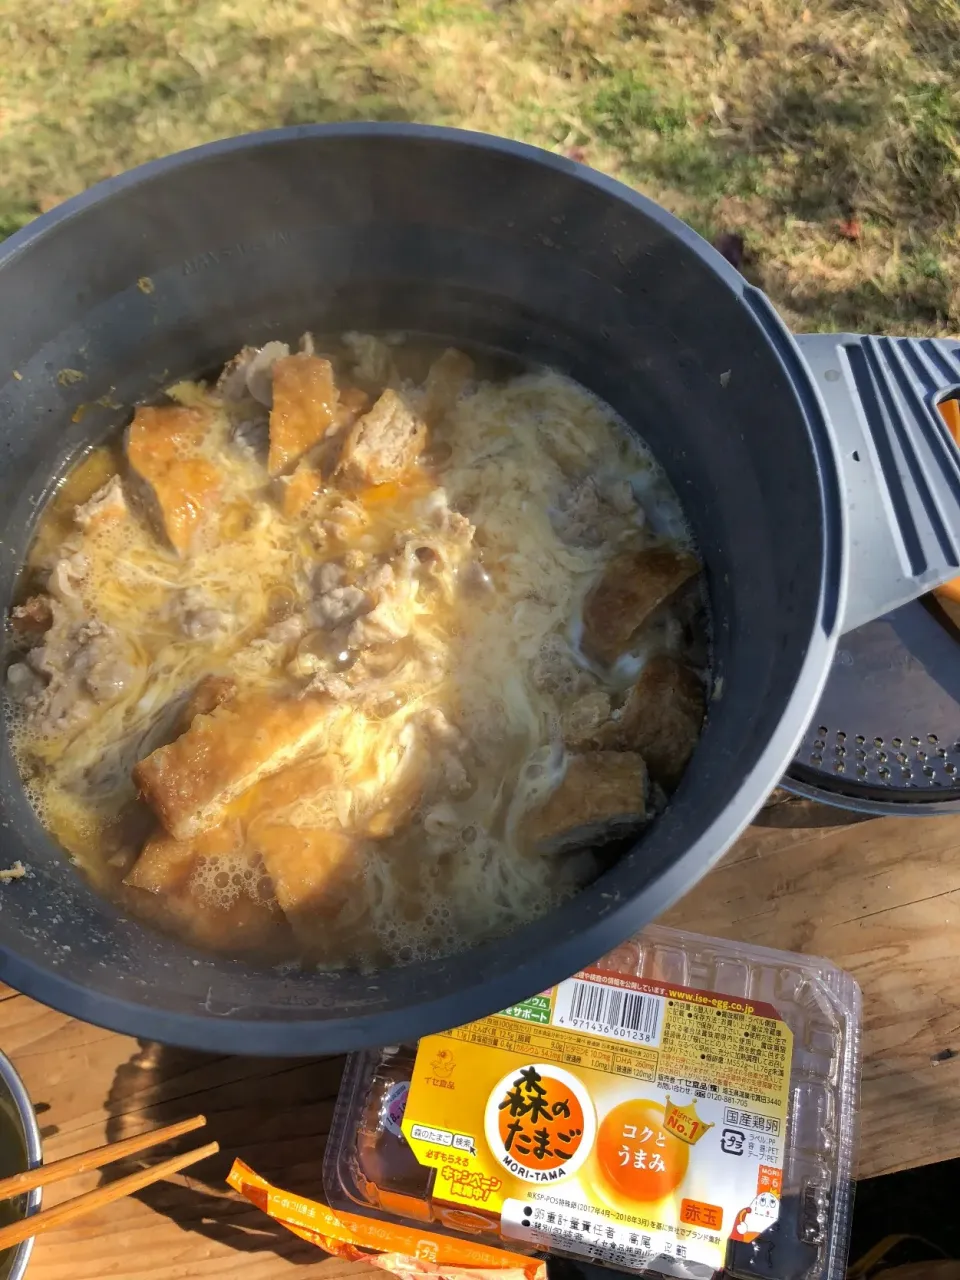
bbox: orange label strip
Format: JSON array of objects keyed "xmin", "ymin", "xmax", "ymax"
[
  {"xmin": 935, "ymin": 399, "xmax": 960, "ymax": 604},
  {"xmin": 680, "ymin": 1198, "xmax": 723, "ymax": 1231},
  {"xmin": 227, "ymin": 1159, "xmax": 545, "ymax": 1278}
]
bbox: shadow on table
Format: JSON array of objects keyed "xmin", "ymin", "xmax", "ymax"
[
  {"xmin": 101, "ymin": 1039, "xmax": 349, "ymax": 1266},
  {"xmin": 753, "ymin": 789, "xmax": 875, "ymax": 829}
]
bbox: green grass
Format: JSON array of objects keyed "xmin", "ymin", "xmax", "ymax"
[{"xmin": 2, "ymin": 0, "xmax": 960, "ymax": 335}]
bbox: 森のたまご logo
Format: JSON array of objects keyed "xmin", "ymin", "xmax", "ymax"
[{"xmin": 484, "ymin": 1064, "xmax": 596, "ymax": 1183}]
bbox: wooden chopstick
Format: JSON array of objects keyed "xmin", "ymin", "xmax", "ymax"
[
  {"xmin": 0, "ymin": 1139, "xmax": 219, "ymax": 1252},
  {"xmin": 0, "ymin": 1114, "xmax": 207, "ymax": 1202}
]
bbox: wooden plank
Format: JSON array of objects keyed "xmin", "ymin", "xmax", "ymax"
[
  {"xmin": 10, "ymin": 999, "xmax": 364, "ymax": 1279},
  {"xmin": 0, "ymin": 810, "xmax": 955, "ymax": 1277}
]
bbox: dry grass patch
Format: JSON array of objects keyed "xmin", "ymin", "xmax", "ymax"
[{"xmin": 1, "ymin": 0, "xmax": 959, "ymax": 333}]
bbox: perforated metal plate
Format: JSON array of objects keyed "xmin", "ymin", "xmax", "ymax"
[{"xmin": 786, "ymin": 597, "xmax": 960, "ymax": 813}]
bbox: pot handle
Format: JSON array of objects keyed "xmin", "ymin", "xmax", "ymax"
[{"xmin": 796, "ymin": 333, "xmax": 960, "ymax": 634}]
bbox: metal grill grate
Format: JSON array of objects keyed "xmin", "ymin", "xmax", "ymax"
[{"xmin": 787, "ymin": 596, "xmax": 960, "ymax": 808}]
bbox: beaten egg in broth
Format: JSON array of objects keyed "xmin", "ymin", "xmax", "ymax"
[{"xmin": 6, "ymin": 333, "xmax": 709, "ymax": 968}]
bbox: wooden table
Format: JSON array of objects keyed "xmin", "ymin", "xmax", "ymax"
[{"xmin": 5, "ymin": 812, "xmax": 960, "ymax": 1279}]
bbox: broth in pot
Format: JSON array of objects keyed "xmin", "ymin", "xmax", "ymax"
[{"xmin": 5, "ymin": 333, "xmax": 709, "ymax": 969}]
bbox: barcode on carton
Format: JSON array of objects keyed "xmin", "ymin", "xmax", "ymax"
[{"xmin": 551, "ymin": 978, "xmax": 664, "ymax": 1046}]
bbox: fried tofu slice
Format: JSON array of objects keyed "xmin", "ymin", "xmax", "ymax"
[
  {"xmin": 252, "ymin": 825, "xmax": 362, "ymax": 941},
  {"xmin": 336, "ymin": 389, "xmax": 427, "ymax": 488},
  {"xmin": 124, "ymin": 818, "xmax": 242, "ymax": 895},
  {"xmin": 240, "ymin": 754, "xmax": 337, "ymax": 821},
  {"xmin": 599, "ymin": 655, "xmax": 705, "ymax": 789},
  {"xmin": 280, "ymin": 461, "xmax": 324, "ymax": 519},
  {"xmin": 268, "ymin": 353, "xmax": 339, "ymax": 477},
  {"xmin": 422, "ymin": 349, "xmax": 474, "ymax": 426},
  {"xmin": 582, "ymin": 547, "xmax": 700, "ymax": 665},
  {"xmin": 134, "ymin": 693, "xmax": 336, "ymax": 841},
  {"xmin": 125, "ymin": 818, "xmax": 283, "ymax": 952},
  {"xmin": 126, "ymin": 405, "xmax": 221, "ymax": 555},
  {"xmin": 522, "ymin": 751, "xmax": 648, "ymax": 855}
]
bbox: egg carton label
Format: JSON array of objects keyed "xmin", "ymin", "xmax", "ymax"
[{"xmin": 402, "ymin": 968, "xmax": 793, "ymax": 1273}]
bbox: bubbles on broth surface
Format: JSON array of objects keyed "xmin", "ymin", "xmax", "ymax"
[{"xmin": 190, "ymin": 850, "xmax": 277, "ymax": 912}]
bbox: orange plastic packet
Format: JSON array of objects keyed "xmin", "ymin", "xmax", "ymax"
[
  {"xmin": 935, "ymin": 397, "xmax": 960, "ymax": 605},
  {"xmin": 227, "ymin": 1158, "xmax": 546, "ymax": 1280}
]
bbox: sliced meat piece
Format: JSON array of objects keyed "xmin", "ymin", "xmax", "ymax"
[
  {"xmin": 80, "ymin": 625, "xmax": 133, "ymax": 701},
  {"xmin": 48, "ymin": 551, "xmax": 89, "ymax": 602},
  {"xmin": 521, "ymin": 751, "xmax": 648, "ymax": 855},
  {"xmin": 74, "ymin": 475, "xmax": 127, "ymax": 530},
  {"xmin": 347, "ymin": 584, "xmax": 414, "ymax": 648},
  {"xmin": 10, "ymin": 595, "xmax": 53, "ymax": 644},
  {"xmin": 5, "ymin": 662, "xmax": 43, "ymax": 701},
  {"xmin": 343, "ymin": 332, "xmax": 397, "ymax": 394},
  {"xmin": 126, "ymin": 404, "xmax": 221, "ymax": 556},
  {"xmin": 302, "ymin": 671, "xmax": 353, "ymax": 699},
  {"xmin": 335, "ymin": 389, "xmax": 427, "ymax": 488},
  {"xmin": 245, "ymin": 342, "xmax": 291, "ymax": 407},
  {"xmin": 20, "ymin": 608, "xmax": 134, "ymax": 732},
  {"xmin": 599, "ymin": 655, "xmax": 705, "ymax": 789},
  {"xmin": 133, "ymin": 692, "xmax": 337, "ymax": 841},
  {"xmin": 553, "ymin": 477, "xmax": 640, "ymax": 548},
  {"xmin": 605, "ymin": 479, "xmax": 638, "ymax": 516},
  {"xmin": 310, "ymin": 584, "xmax": 370, "ymax": 630},
  {"xmin": 252, "ymin": 825, "xmax": 362, "ymax": 940},
  {"xmin": 420, "ymin": 708, "xmax": 472, "ymax": 797},
  {"xmin": 230, "ymin": 412, "xmax": 269, "ymax": 464},
  {"xmin": 264, "ymin": 614, "xmax": 306, "ymax": 647},
  {"xmin": 422, "ymin": 348, "xmax": 474, "ymax": 426},
  {"xmin": 532, "ymin": 633, "xmax": 591, "ymax": 698},
  {"xmin": 582, "ymin": 546, "xmax": 700, "ymax": 666},
  {"xmin": 124, "ymin": 820, "xmax": 240, "ymax": 895},
  {"xmin": 181, "ymin": 674, "xmax": 238, "ymax": 729},
  {"xmin": 167, "ymin": 586, "xmax": 235, "ymax": 642},
  {"xmin": 310, "ymin": 496, "xmax": 368, "ymax": 549},
  {"xmin": 343, "ymin": 561, "xmax": 416, "ymax": 648},
  {"xmin": 268, "ymin": 353, "xmax": 339, "ymax": 477},
  {"xmin": 421, "ymin": 707, "xmax": 467, "ymax": 750},
  {"xmin": 216, "ymin": 345, "xmax": 258, "ymax": 400},
  {"xmin": 334, "ymin": 385, "xmax": 371, "ymax": 430},
  {"xmin": 560, "ymin": 690, "xmax": 613, "ymax": 748},
  {"xmin": 422, "ymin": 488, "xmax": 474, "ymax": 544},
  {"xmin": 315, "ymin": 560, "xmax": 344, "ymax": 593},
  {"xmin": 280, "ymin": 462, "xmax": 324, "ymax": 519}
]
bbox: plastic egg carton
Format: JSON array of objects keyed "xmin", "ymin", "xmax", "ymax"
[{"xmin": 325, "ymin": 924, "xmax": 861, "ymax": 1280}]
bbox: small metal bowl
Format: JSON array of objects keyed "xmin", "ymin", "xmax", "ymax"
[{"xmin": 0, "ymin": 1051, "xmax": 41, "ymax": 1280}]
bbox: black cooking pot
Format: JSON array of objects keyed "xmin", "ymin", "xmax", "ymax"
[{"xmin": 1, "ymin": 125, "xmax": 958, "ymax": 1053}]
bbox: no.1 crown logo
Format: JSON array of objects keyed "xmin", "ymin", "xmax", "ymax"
[
  {"xmin": 663, "ymin": 1097, "xmax": 715, "ymax": 1145},
  {"xmin": 484, "ymin": 1063, "xmax": 596, "ymax": 1183}
]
